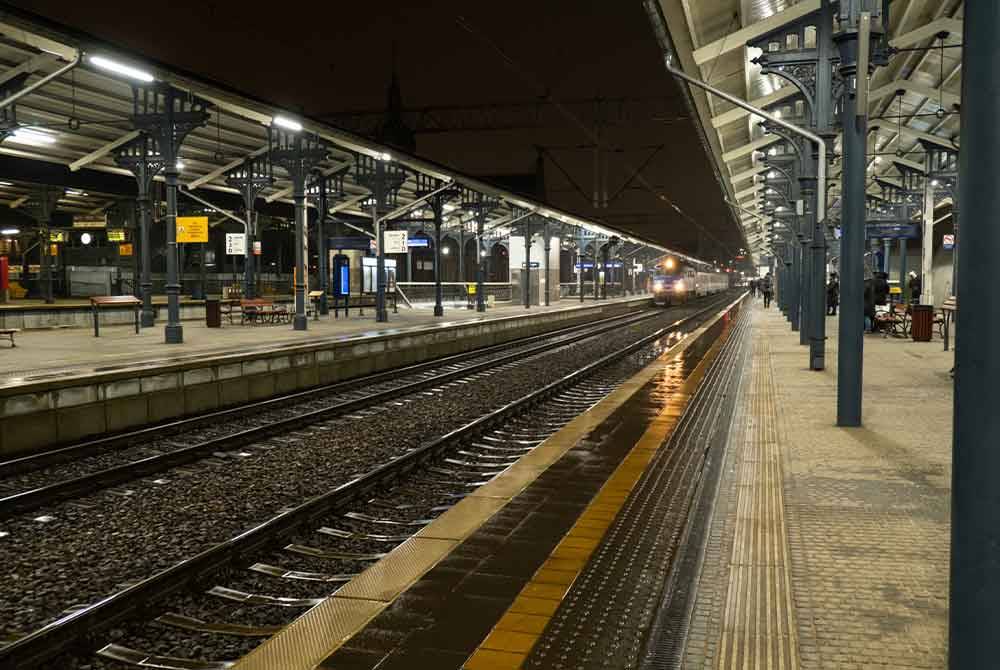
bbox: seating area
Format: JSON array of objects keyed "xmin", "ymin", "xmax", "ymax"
[{"xmin": 220, "ymin": 298, "xmax": 291, "ymax": 326}]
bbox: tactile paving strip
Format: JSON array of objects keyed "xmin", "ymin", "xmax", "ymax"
[
  {"xmin": 519, "ymin": 309, "xmax": 752, "ymax": 669},
  {"xmin": 710, "ymin": 334, "xmax": 799, "ymax": 670}
]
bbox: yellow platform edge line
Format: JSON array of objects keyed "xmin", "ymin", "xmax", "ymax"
[
  {"xmin": 234, "ymin": 295, "xmax": 746, "ymax": 670},
  {"xmin": 464, "ymin": 302, "xmax": 743, "ymax": 668}
]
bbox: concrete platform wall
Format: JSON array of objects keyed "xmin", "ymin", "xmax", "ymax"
[
  {"xmin": 0, "ymin": 303, "xmax": 207, "ymax": 330},
  {"xmin": 0, "ymin": 298, "xmax": 649, "ymax": 457}
]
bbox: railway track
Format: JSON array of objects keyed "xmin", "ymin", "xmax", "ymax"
[
  {"xmin": 0, "ymin": 293, "xmax": 739, "ymax": 670},
  {"xmin": 0, "ymin": 305, "xmax": 659, "ymax": 518}
]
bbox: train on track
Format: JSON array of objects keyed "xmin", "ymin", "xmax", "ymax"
[{"xmin": 649, "ymin": 256, "xmax": 730, "ymax": 306}]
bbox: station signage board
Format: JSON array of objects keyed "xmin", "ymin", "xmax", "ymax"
[
  {"xmin": 407, "ymin": 237, "xmax": 429, "ymax": 248},
  {"xmin": 72, "ymin": 215, "xmax": 107, "ymax": 229},
  {"xmin": 49, "ymin": 231, "xmax": 65, "ymax": 243},
  {"xmin": 253, "ymin": 240, "xmax": 262, "ymax": 256},
  {"xmin": 865, "ymin": 222, "xmax": 919, "ymax": 240},
  {"xmin": 225, "ymin": 233, "xmax": 246, "ymax": 256},
  {"xmin": 521, "ymin": 261, "xmax": 540, "ymax": 269},
  {"xmin": 176, "ymin": 216, "xmax": 209, "ymax": 243},
  {"xmin": 943, "ymin": 234, "xmax": 955, "ymax": 250},
  {"xmin": 107, "ymin": 229, "xmax": 126, "ymax": 242},
  {"xmin": 329, "ymin": 236, "xmax": 372, "ymax": 251},
  {"xmin": 119, "ymin": 243, "xmax": 133, "ymax": 256},
  {"xmin": 384, "ymin": 230, "xmax": 408, "ymax": 254}
]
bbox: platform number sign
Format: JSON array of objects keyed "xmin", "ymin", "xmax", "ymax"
[
  {"xmin": 225, "ymin": 233, "xmax": 246, "ymax": 256},
  {"xmin": 943, "ymin": 234, "xmax": 955, "ymax": 250},
  {"xmin": 384, "ymin": 230, "xmax": 408, "ymax": 254}
]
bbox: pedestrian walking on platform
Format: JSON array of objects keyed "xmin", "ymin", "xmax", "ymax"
[
  {"xmin": 907, "ymin": 271, "xmax": 921, "ymax": 305},
  {"xmin": 761, "ymin": 273, "xmax": 773, "ymax": 309},
  {"xmin": 826, "ymin": 273, "xmax": 839, "ymax": 316}
]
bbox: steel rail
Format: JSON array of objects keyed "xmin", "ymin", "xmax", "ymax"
[
  {"xmin": 0, "ymin": 293, "xmax": 740, "ymax": 670},
  {"xmin": 0, "ymin": 304, "xmax": 655, "ymax": 479},
  {"xmin": 0, "ymin": 306, "xmax": 666, "ymax": 518}
]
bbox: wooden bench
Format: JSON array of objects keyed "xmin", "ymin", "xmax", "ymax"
[
  {"xmin": 941, "ymin": 296, "xmax": 957, "ymax": 351},
  {"xmin": 0, "ymin": 328, "xmax": 17, "ymax": 347},
  {"xmin": 89, "ymin": 295, "xmax": 141, "ymax": 337}
]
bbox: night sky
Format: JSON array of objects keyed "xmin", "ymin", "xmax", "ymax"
[{"xmin": 10, "ymin": 1, "xmax": 742, "ymax": 260}]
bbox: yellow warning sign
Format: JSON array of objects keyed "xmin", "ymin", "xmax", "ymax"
[
  {"xmin": 119, "ymin": 243, "xmax": 134, "ymax": 256},
  {"xmin": 467, "ymin": 283, "xmax": 477, "ymax": 295},
  {"xmin": 176, "ymin": 216, "xmax": 209, "ymax": 243},
  {"xmin": 49, "ymin": 231, "xmax": 65, "ymax": 243},
  {"xmin": 107, "ymin": 229, "xmax": 126, "ymax": 242}
]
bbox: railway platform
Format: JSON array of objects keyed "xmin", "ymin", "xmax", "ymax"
[{"xmin": 233, "ymin": 299, "xmax": 951, "ymax": 670}]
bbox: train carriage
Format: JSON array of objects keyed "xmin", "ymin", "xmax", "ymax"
[{"xmin": 649, "ymin": 256, "xmax": 729, "ymax": 306}]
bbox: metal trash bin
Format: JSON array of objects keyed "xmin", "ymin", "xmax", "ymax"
[
  {"xmin": 911, "ymin": 304, "xmax": 933, "ymax": 342},
  {"xmin": 205, "ymin": 298, "xmax": 221, "ymax": 328}
]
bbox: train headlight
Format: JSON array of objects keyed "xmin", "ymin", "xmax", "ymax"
[
  {"xmin": 665, "ymin": 258, "xmax": 676, "ymax": 270},
  {"xmin": 652, "ymin": 280, "xmax": 664, "ymax": 292},
  {"xmin": 674, "ymin": 280, "xmax": 686, "ymax": 293}
]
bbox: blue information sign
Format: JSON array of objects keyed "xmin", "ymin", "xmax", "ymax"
[
  {"xmin": 865, "ymin": 222, "xmax": 919, "ymax": 240},
  {"xmin": 407, "ymin": 237, "xmax": 429, "ymax": 248}
]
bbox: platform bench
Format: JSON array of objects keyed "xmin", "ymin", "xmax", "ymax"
[{"xmin": 89, "ymin": 295, "xmax": 142, "ymax": 337}]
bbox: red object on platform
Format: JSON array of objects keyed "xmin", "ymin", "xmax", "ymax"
[{"xmin": 0, "ymin": 257, "xmax": 8, "ymax": 290}]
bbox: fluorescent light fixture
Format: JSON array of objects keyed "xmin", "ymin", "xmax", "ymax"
[
  {"xmin": 10, "ymin": 127, "xmax": 56, "ymax": 146},
  {"xmin": 66, "ymin": 189, "xmax": 88, "ymax": 196},
  {"xmin": 89, "ymin": 55, "xmax": 154, "ymax": 82},
  {"xmin": 931, "ymin": 179, "xmax": 940, "ymax": 186},
  {"xmin": 378, "ymin": 152, "xmax": 392, "ymax": 162},
  {"xmin": 442, "ymin": 247, "xmax": 450, "ymax": 255},
  {"xmin": 175, "ymin": 160, "xmax": 185, "ymax": 170},
  {"xmin": 80, "ymin": 232, "xmax": 92, "ymax": 245},
  {"xmin": 273, "ymin": 115, "xmax": 303, "ymax": 132},
  {"xmin": 1, "ymin": 228, "xmax": 19, "ymax": 235}
]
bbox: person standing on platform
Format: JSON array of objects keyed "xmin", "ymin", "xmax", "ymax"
[
  {"xmin": 907, "ymin": 271, "xmax": 921, "ymax": 305},
  {"xmin": 761, "ymin": 273, "xmax": 773, "ymax": 308},
  {"xmin": 827, "ymin": 272, "xmax": 840, "ymax": 316},
  {"xmin": 864, "ymin": 277, "xmax": 876, "ymax": 333}
]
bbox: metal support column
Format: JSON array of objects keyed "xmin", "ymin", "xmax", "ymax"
[
  {"xmin": 834, "ymin": 5, "xmax": 876, "ymax": 426},
  {"xmin": 799, "ymin": 234, "xmax": 809, "ymax": 344},
  {"xmin": 163, "ymin": 163, "xmax": 183, "ymax": 343},
  {"xmin": 375, "ymin": 161, "xmax": 388, "ymax": 322},
  {"xmin": 138, "ymin": 189, "xmax": 155, "ymax": 325},
  {"xmin": 921, "ymin": 184, "xmax": 935, "ymax": 304},
  {"xmin": 950, "ymin": 4, "xmax": 1000, "ymax": 666},
  {"xmin": 899, "ymin": 238, "xmax": 907, "ymax": 302},
  {"xmin": 433, "ymin": 197, "xmax": 444, "ymax": 317},
  {"xmin": 523, "ymin": 221, "xmax": 531, "ymax": 308},
  {"xmin": 543, "ymin": 221, "xmax": 551, "ymax": 306},
  {"xmin": 293, "ymin": 179, "xmax": 308, "ymax": 330},
  {"xmin": 316, "ymin": 179, "xmax": 329, "ymax": 316},
  {"xmin": 475, "ymin": 214, "xmax": 485, "ymax": 312}
]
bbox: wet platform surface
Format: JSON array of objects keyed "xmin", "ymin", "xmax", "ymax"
[
  {"xmin": 235, "ymin": 299, "xmax": 951, "ymax": 669},
  {"xmin": 0, "ymin": 296, "xmax": 646, "ymax": 387},
  {"xmin": 233, "ymin": 296, "xmax": 739, "ymax": 670}
]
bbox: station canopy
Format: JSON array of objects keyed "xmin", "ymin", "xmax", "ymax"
[
  {"xmin": 0, "ymin": 7, "xmax": 714, "ymax": 269},
  {"xmin": 654, "ymin": 0, "xmax": 962, "ymax": 262}
]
